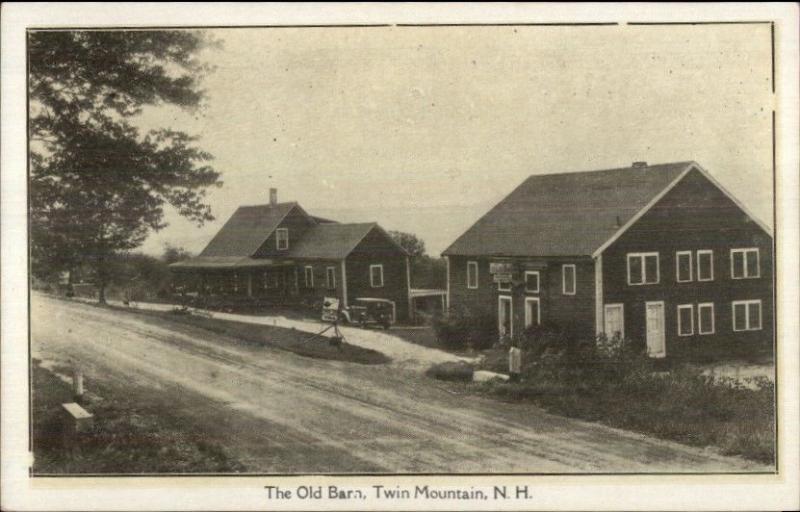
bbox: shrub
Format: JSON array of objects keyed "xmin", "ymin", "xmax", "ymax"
[
  {"xmin": 433, "ymin": 307, "xmax": 497, "ymax": 350},
  {"xmin": 425, "ymin": 361, "xmax": 474, "ymax": 382}
]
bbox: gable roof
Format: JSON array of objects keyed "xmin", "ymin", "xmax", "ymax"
[
  {"xmin": 287, "ymin": 222, "xmax": 381, "ymax": 260},
  {"xmin": 198, "ymin": 202, "xmax": 300, "ymax": 257},
  {"xmin": 443, "ymin": 161, "xmax": 697, "ymax": 258}
]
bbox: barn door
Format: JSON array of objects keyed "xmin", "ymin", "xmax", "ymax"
[
  {"xmin": 604, "ymin": 304, "xmax": 624, "ymax": 339},
  {"xmin": 645, "ymin": 301, "xmax": 666, "ymax": 358},
  {"xmin": 498, "ymin": 295, "xmax": 513, "ymax": 338}
]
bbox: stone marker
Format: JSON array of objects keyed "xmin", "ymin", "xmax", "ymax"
[{"xmin": 61, "ymin": 402, "xmax": 94, "ymax": 434}]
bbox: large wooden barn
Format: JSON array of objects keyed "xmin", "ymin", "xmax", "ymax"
[
  {"xmin": 170, "ymin": 189, "xmax": 411, "ymax": 321},
  {"xmin": 442, "ymin": 161, "xmax": 773, "ymax": 360}
]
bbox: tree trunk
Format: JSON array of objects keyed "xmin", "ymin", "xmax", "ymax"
[
  {"xmin": 98, "ymin": 281, "xmax": 106, "ymax": 304},
  {"xmin": 97, "ymin": 252, "xmax": 107, "ymax": 304}
]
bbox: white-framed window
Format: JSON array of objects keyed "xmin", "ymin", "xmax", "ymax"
[
  {"xmin": 562, "ymin": 264, "xmax": 576, "ymax": 295},
  {"xmin": 304, "ymin": 265, "xmax": 314, "ymax": 288},
  {"xmin": 370, "ymin": 264, "xmax": 384, "ymax": 288},
  {"xmin": 732, "ymin": 300, "xmax": 762, "ymax": 331},
  {"xmin": 677, "ymin": 304, "xmax": 694, "ymax": 336},
  {"xmin": 524, "ymin": 271, "xmax": 540, "ymax": 293},
  {"xmin": 627, "ymin": 252, "xmax": 660, "ymax": 285},
  {"xmin": 467, "ymin": 261, "xmax": 478, "ymax": 289},
  {"xmin": 326, "ymin": 266, "xmax": 336, "ymax": 289},
  {"xmin": 497, "ymin": 280, "xmax": 512, "ymax": 292},
  {"xmin": 604, "ymin": 303, "xmax": 625, "ymax": 340},
  {"xmin": 276, "ymin": 228, "xmax": 289, "ymax": 250},
  {"xmin": 730, "ymin": 248, "xmax": 760, "ymax": 279},
  {"xmin": 698, "ymin": 302, "xmax": 715, "ymax": 335},
  {"xmin": 524, "ymin": 297, "xmax": 541, "ymax": 328},
  {"xmin": 697, "ymin": 250, "xmax": 714, "ymax": 282},
  {"xmin": 676, "ymin": 251, "xmax": 693, "ymax": 282}
]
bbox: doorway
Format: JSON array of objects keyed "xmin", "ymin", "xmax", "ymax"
[
  {"xmin": 498, "ymin": 295, "xmax": 513, "ymax": 338},
  {"xmin": 645, "ymin": 301, "xmax": 666, "ymax": 358}
]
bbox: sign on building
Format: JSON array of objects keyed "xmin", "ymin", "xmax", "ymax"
[
  {"xmin": 321, "ymin": 297, "xmax": 340, "ymax": 323},
  {"xmin": 489, "ymin": 262, "xmax": 514, "ymax": 274}
]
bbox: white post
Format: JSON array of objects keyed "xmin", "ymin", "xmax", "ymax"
[
  {"xmin": 340, "ymin": 260, "xmax": 348, "ymax": 308},
  {"xmin": 72, "ymin": 368, "xmax": 84, "ymax": 402},
  {"xmin": 594, "ymin": 254, "xmax": 604, "ymax": 337},
  {"xmin": 444, "ymin": 256, "xmax": 450, "ymax": 316}
]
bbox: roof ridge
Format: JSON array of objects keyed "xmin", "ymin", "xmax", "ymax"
[
  {"xmin": 522, "ymin": 160, "xmax": 695, "ymax": 180},
  {"xmin": 237, "ymin": 200, "xmax": 298, "ymax": 209}
]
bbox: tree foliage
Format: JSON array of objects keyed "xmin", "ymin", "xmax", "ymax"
[
  {"xmin": 389, "ymin": 230, "xmax": 427, "ymax": 259},
  {"xmin": 29, "ymin": 30, "xmax": 222, "ymax": 301},
  {"xmin": 162, "ymin": 244, "xmax": 193, "ymax": 264}
]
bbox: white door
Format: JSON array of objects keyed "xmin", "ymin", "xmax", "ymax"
[
  {"xmin": 498, "ymin": 295, "xmax": 513, "ymax": 338},
  {"xmin": 524, "ymin": 297, "xmax": 540, "ymax": 328},
  {"xmin": 645, "ymin": 301, "xmax": 666, "ymax": 358},
  {"xmin": 604, "ymin": 304, "xmax": 624, "ymax": 339}
]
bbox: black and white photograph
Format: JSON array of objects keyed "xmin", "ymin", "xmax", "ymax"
[{"xmin": 2, "ymin": 3, "xmax": 799, "ymax": 511}]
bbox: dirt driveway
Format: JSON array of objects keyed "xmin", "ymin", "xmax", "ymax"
[
  {"xmin": 74, "ymin": 297, "xmax": 474, "ymax": 371},
  {"xmin": 32, "ymin": 294, "xmax": 767, "ymax": 473}
]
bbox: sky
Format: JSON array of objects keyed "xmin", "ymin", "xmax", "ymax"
[{"xmin": 138, "ymin": 24, "xmax": 774, "ymax": 257}]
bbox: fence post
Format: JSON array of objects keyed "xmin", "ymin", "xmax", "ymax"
[{"xmin": 72, "ymin": 368, "xmax": 84, "ymax": 403}]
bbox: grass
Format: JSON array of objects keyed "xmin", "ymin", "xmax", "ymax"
[
  {"xmin": 31, "ymin": 359, "xmax": 246, "ymax": 474},
  {"xmin": 117, "ymin": 305, "xmax": 391, "ymax": 365},
  {"xmin": 425, "ymin": 361, "xmax": 474, "ymax": 382},
  {"xmin": 476, "ymin": 359, "xmax": 775, "ymax": 464},
  {"xmin": 389, "ymin": 325, "xmax": 476, "ymax": 357}
]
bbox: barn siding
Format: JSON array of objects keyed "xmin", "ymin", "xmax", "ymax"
[
  {"xmin": 345, "ymin": 228, "xmax": 409, "ymax": 321},
  {"xmin": 601, "ymin": 168, "xmax": 773, "ymax": 359},
  {"xmin": 447, "ymin": 255, "xmax": 595, "ymax": 341}
]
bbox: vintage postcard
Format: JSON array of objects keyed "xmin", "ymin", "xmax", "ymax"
[{"xmin": 2, "ymin": 2, "xmax": 798, "ymax": 511}]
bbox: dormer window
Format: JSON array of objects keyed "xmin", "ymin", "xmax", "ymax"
[{"xmin": 276, "ymin": 228, "xmax": 289, "ymax": 250}]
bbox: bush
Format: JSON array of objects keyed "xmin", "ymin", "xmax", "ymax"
[
  {"xmin": 425, "ymin": 361, "xmax": 474, "ymax": 382},
  {"xmin": 432, "ymin": 307, "xmax": 497, "ymax": 350}
]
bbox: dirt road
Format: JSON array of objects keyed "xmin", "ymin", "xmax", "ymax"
[{"xmin": 31, "ymin": 294, "xmax": 766, "ymax": 473}]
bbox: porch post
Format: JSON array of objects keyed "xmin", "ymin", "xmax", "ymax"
[
  {"xmin": 340, "ymin": 260, "xmax": 348, "ymax": 308},
  {"xmin": 594, "ymin": 254, "xmax": 603, "ymax": 337},
  {"xmin": 246, "ymin": 272, "xmax": 253, "ymax": 297}
]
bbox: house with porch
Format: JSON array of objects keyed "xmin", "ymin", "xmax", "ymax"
[
  {"xmin": 170, "ymin": 189, "xmax": 411, "ymax": 321},
  {"xmin": 442, "ymin": 161, "xmax": 773, "ymax": 360}
]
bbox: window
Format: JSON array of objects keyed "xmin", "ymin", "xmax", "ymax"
[
  {"xmin": 524, "ymin": 271, "xmax": 540, "ymax": 293},
  {"xmin": 677, "ymin": 304, "xmax": 694, "ymax": 336},
  {"xmin": 676, "ymin": 251, "xmax": 693, "ymax": 282},
  {"xmin": 732, "ymin": 300, "xmax": 762, "ymax": 331},
  {"xmin": 524, "ymin": 297, "xmax": 541, "ymax": 328},
  {"xmin": 497, "ymin": 280, "xmax": 512, "ymax": 292},
  {"xmin": 467, "ymin": 261, "xmax": 478, "ymax": 289},
  {"xmin": 304, "ymin": 266, "xmax": 314, "ymax": 288},
  {"xmin": 697, "ymin": 250, "xmax": 714, "ymax": 281},
  {"xmin": 562, "ymin": 264, "xmax": 576, "ymax": 295},
  {"xmin": 276, "ymin": 228, "xmax": 289, "ymax": 250},
  {"xmin": 731, "ymin": 248, "xmax": 759, "ymax": 279},
  {"xmin": 627, "ymin": 252, "xmax": 660, "ymax": 285},
  {"xmin": 370, "ymin": 264, "xmax": 384, "ymax": 288},
  {"xmin": 326, "ymin": 266, "xmax": 336, "ymax": 289},
  {"xmin": 698, "ymin": 303, "xmax": 715, "ymax": 335}
]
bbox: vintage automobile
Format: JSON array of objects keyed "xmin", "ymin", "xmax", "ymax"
[{"xmin": 339, "ymin": 297, "xmax": 395, "ymax": 329}]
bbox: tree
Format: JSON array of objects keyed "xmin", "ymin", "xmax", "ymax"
[
  {"xmin": 389, "ymin": 230, "xmax": 427, "ymax": 259},
  {"xmin": 29, "ymin": 30, "xmax": 222, "ymax": 303},
  {"xmin": 388, "ymin": 230, "xmax": 446, "ymax": 289},
  {"xmin": 162, "ymin": 244, "xmax": 193, "ymax": 264}
]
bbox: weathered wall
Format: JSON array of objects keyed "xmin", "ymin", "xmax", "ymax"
[
  {"xmin": 447, "ymin": 255, "xmax": 595, "ymax": 340},
  {"xmin": 602, "ymin": 168, "xmax": 774, "ymax": 359},
  {"xmin": 345, "ymin": 228, "xmax": 409, "ymax": 321}
]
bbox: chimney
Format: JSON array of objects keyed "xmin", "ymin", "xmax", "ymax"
[
  {"xmin": 269, "ymin": 188, "xmax": 278, "ymax": 206},
  {"xmin": 632, "ymin": 161, "xmax": 648, "ymax": 168}
]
